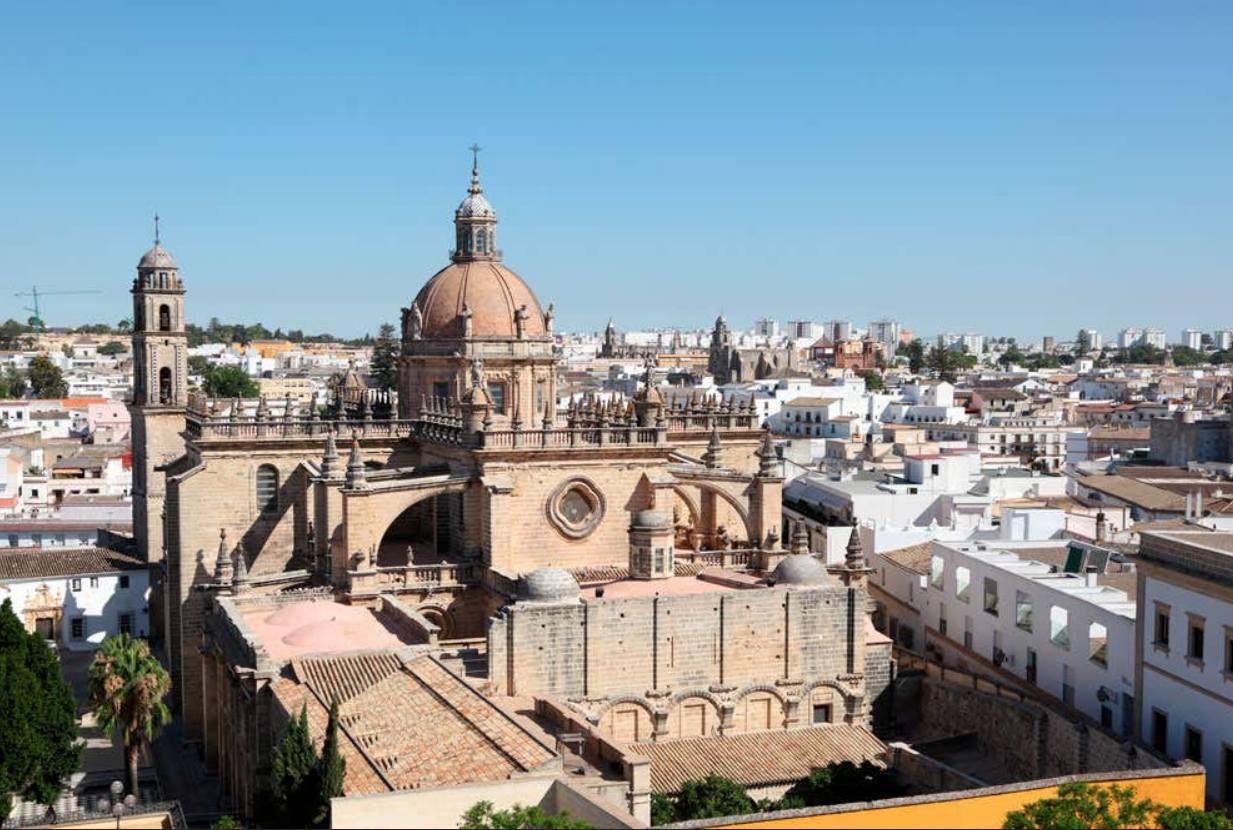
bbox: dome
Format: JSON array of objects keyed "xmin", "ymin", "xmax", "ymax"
[
  {"xmin": 771, "ymin": 554, "xmax": 830, "ymax": 586},
  {"xmin": 138, "ymin": 244, "xmax": 177, "ymax": 270},
  {"xmin": 457, "ymin": 191, "xmax": 495, "ymax": 219},
  {"xmin": 414, "ymin": 260, "xmax": 547, "ymax": 339},
  {"xmin": 519, "ymin": 567, "xmax": 580, "ymax": 604},
  {"xmin": 632, "ymin": 509, "xmax": 672, "ymax": 531}
]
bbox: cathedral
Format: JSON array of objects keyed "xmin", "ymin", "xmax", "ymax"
[
  {"xmin": 127, "ymin": 156, "xmax": 890, "ymax": 821},
  {"xmin": 707, "ymin": 314, "xmax": 804, "ymax": 384}
]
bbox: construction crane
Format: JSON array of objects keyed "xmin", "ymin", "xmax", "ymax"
[{"xmin": 13, "ymin": 287, "xmax": 103, "ymax": 334}]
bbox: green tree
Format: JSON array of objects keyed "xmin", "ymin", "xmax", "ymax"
[
  {"xmin": 370, "ymin": 323, "xmax": 399, "ymax": 392},
  {"xmin": 999, "ymin": 346, "xmax": 1025, "ymax": 368},
  {"xmin": 671, "ymin": 775, "xmax": 755, "ymax": 822},
  {"xmin": 650, "ymin": 793, "xmax": 676, "ymax": 826},
  {"xmin": 271, "ymin": 705, "xmax": 318, "ymax": 828},
  {"xmin": 905, "ymin": 338, "xmax": 926, "ymax": 374},
  {"xmin": 87, "ymin": 635, "xmax": 172, "ymax": 798},
  {"xmin": 97, "ymin": 342, "xmax": 128, "ymax": 357},
  {"xmin": 780, "ymin": 761, "xmax": 903, "ymax": 808},
  {"xmin": 1170, "ymin": 345, "xmax": 1205, "ymax": 367},
  {"xmin": 860, "ymin": 370, "xmax": 885, "ymax": 392},
  {"xmin": 1155, "ymin": 806, "xmax": 1233, "ymax": 829},
  {"xmin": 115, "ymin": 319, "xmax": 133, "ymax": 335},
  {"xmin": 999, "ymin": 782, "xmax": 1233, "ymax": 829},
  {"xmin": 459, "ymin": 800, "xmax": 595, "ymax": 829},
  {"xmin": 312, "ymin": 699, "xmax": 346, "ymax": 827},
  {"xmin": 200, "ymin": 365, "xmax": 260, "ymax": 399},
  {"xmin": 26, "ymin": 356, "xmax": 67, "ymax": 399},
  {"xmin": 0, "ymin": 599, "xmax": 81, "ymax": 820},
  {"xmin": 0, "ymin": 368, "xmax": 24, "ymax": 399},
  {"xmin": 209, "ymin": 817, "xmax": 239, "ymax": 830}
]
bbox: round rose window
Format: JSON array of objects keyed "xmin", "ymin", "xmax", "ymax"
[{"xmin": 547, "ymin": 478, "xmax": 606, "ymax": 539}]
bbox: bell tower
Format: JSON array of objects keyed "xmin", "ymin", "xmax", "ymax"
[{"xmin": 129, "ymin": 215, "xmax": 188, "ymax": 566}]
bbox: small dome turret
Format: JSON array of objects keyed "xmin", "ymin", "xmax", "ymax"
[
  {"xmin": 771, "ymin": 554, "xmax": 830, "ymax": 587},
  {"xmin": 519, "ymin": 567, "xmax": 580, "ymax": 604}
]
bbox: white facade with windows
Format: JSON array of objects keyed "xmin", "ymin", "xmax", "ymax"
[
  {"xmin": 922, "ymin": 539, "xmax": 1137, "ymax": 735},
  {"xmin": 1136, "ymin": 530, "xmax": 1233, "ymax": 807},
  {"xmin": 0, "ymin": 550, "xmax": 150, "ymax": 651}
]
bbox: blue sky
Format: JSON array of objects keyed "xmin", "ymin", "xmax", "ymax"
[{"xmin": 1, "ymin": 2, "xmax": 1230, "ymax": 342}]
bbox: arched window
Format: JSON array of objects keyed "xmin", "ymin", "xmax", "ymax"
[
  {"xmin": 256, "ymin": 465, "xmax": 279, "ymax": 513},
  {"xmin": 466, "ymin": 229, "xmax": 474, "ymax": 252},
  {"xmin": 158, "ymin": 367, "xmax": 172, "ymax": 404},
  {"xmin": 476, "ymin": 229, "xmax": 486, "ymax": 253},
  {"xmin": 158, "ymin": 304, "xmax": 171, "ymax": 332}
]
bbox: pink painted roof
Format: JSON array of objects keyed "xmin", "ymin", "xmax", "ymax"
[
  {"xmin": 244, "ymin": 600, "xmax": 409, "ymax": 660},
  {"xmin": 581, "ymin": 575, "xmax": 735, "ymax": 600}
]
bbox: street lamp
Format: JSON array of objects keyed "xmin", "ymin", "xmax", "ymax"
[{"xmin": 98, "ymin": 780, "xmax": 134, "ymax": 829}]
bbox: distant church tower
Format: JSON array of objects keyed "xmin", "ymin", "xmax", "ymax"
[
  {"xmin": 708, "ymin": 315, "xmax": 733, "ymax": 382},
  {"xmin": 601, "ymin": 319, "xmax": 617, "ymax": 358},
  {"xmin": 129, "ymin": 217, "xmax": 188, "ymax": 567}
]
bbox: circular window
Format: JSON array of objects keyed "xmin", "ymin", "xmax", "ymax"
[{"xmin": 547, "ymin": 478, "xmax": 606, "ymax": 539}]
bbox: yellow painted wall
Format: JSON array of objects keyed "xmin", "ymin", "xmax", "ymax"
[{"xmin": 715, "ymin": 772, "xmax": 1206, "ymax": 830}]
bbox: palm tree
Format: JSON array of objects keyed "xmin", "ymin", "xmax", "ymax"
[{"xmin": 87, "ymin": 635, "xmax": 172, "ymax": 798}]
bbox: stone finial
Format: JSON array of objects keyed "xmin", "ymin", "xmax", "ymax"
[
  {"xmin": 232, "ymin": 543, "xmax": 250, "ymax": 591},
  {"xmin": 283, "ymin": 393, "xmax": 295, "ymax": 421},
  {"xmin": 255, "ymin": 395, "xmax": 269, "ymax": 420},
  {"xmin": 703, "ymin": 423, "xmax": 723, "ymax": 469},
  {"xmin": 845, "ymin": 525, "xmax": 865, "ymax": 570},
  {"xmin": 214, "ymin": 528, "xmax": 233, "ymax": 585},
  {"xmin": 757, "ymin": 429, "xmax": 778, "ymax": 477},
  {"xmin": 791, "ymin": 520, "xmax": 810, "ymax": 557},
  {"xmin": 345, "ymin": 433, "xmax": 368, "ymax": 490},
  {"xmin": 461, "ymin": 302, "xmax": 473, "ymax": 338},
  {"xmin": 542, "ymin": 395, "xmax": 554, "ymax": 430},
  {"xmin": 320, "ymin": 429, "xmax": 340, "ymax": 478},
  {"xmin": 544, "ymin": 302, "xmax": 554, "ymax": 337}
]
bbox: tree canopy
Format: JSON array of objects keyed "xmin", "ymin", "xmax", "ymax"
[
  {"xmin": 370, "ymin": 322, "xmax": 398, "ymax": 392},
  {"xmin": 1003, "ymin": 783, "xmax": 1232, "ymax": 829},
  {"xmin": 200, "ymin": 365, "xmax": 260, "ymax": 399},
  {"xmin": 26, "ymin": 356, "xmax": 67, "ymax": 399},
  {"xmin": 0, "ymin": 599, "xmax": 81, "ymax": 820},
  {"xmin": 459, "ymin": 801, "xmax": 595, "ymax": 829},
  {"xmin": 87, "ymin": 634, "xmax": 172, "ymax": 798}
]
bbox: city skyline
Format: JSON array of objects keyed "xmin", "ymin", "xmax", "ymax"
[{"xmin": 2, "ymin": 3, "xmax": 1231, "ymax": 339}]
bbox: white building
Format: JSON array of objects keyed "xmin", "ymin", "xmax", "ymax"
[
  {"xmin": 1119, "ymin": 328, "xmax": 1144, "ymax": 350},
  {"xmin": 753, "ymin": 317, "xmax": 780, "ymax": 339},
  {"xmin": 1214, "ymin": 330, "xmax": 1233, "ymax": 351},
  {"xmin": 787, "ymin": 320, "xmax": 821, "ymax": 340},
  {"xmin": 1135, "ymin": 530, "xmax": 1233, "ymax": 806},
  {"xmin": 922, "ymin": 537, "xmax": 1137, "ymax": 735},
  {"xmin": 823, "ymin": 320, "xmax": 853, "ymax": 343},
  {"xmin": 1181, "ymin": 329, "xmax": 1203, "ymax": 351},
  {"xmin": 0, "ymin": 546, "xmax": 150, "ymax": 650},
  {"xmin": 1143, "ymin": 328, "xmax": 1168, "ymax": 350},
  {"xmin": 938, "ymin": 332, "xmax": 986, "ymax": 356},
  {"xmin": 868, "ymin": 319, "xmax": 902, "ymax": 357}
]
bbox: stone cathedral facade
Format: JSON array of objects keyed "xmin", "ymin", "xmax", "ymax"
[{"xmin": 128, "ymin": 157, "xmax": 891, "ymax": 818}]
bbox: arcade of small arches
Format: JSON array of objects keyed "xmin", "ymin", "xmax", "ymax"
[{"xmin": 586, "ymin": 679, "xmax": 862, "ymax": 744}]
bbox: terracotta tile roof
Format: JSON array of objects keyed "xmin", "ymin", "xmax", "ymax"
[
  {"xmin": 633, "ymin": 725, "xmax": 887, "ymax": 793},
  {"xmin": 784, "ymin": 397, "xmax": 841, "ymax": 407},
  {"xmin": 274, "ymin": 654, "xmax": 557, "ymax": 795},
  {"xmin": 0, "ymin": 547, "xmax": 145, "ymax": 580},
  {"xmin": 879, "ymin": 541, "xmax": 933, "ymax": 576},
  {"xmin": 291, "ymin": 652, "xmax": 403, "ymax": 705},
  {"xmin": 1074, "ymin": 475, "xmax": 1186, "ymax": 512}
]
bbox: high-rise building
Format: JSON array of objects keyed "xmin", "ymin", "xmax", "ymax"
[
  {"xmin": 1143, "ymin": 327, "xmax": 1167, "ymax": 350},
  {"xmin": 754, "ymin": 317, "xmax": 780, "ymax": 339},
  {"xmin": 868, "ymin": 319, "xmax": 901, "ymax": 356},
  {"xmin": 1181, "ymin": 329, "xmax": 1203, "ymax": 350},
  {"xmin": 1042, "ymin": 336, "xmax": 1055, "ymax": 353},
  {"xmin": 823, "ymin": 320, "xmax": 853, "ymax": 343},
  {"xmin": 1078, "ymin": 329, "xmax": 1103, "ymax": 353},
  {"xmin": 939, "ymin": 332, "xmax": 986, "ymax": 355},
  {"xmin": 1118, "ymin": 328, "xmax": 1143, "ymax": 350},
  {"xmin": 1215, "ymin": 330, "xmax": 1233, "ymax": 351},
  {"xmin": 787, "ymin": 319, "xmax": 821, "ymax": 340}
]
